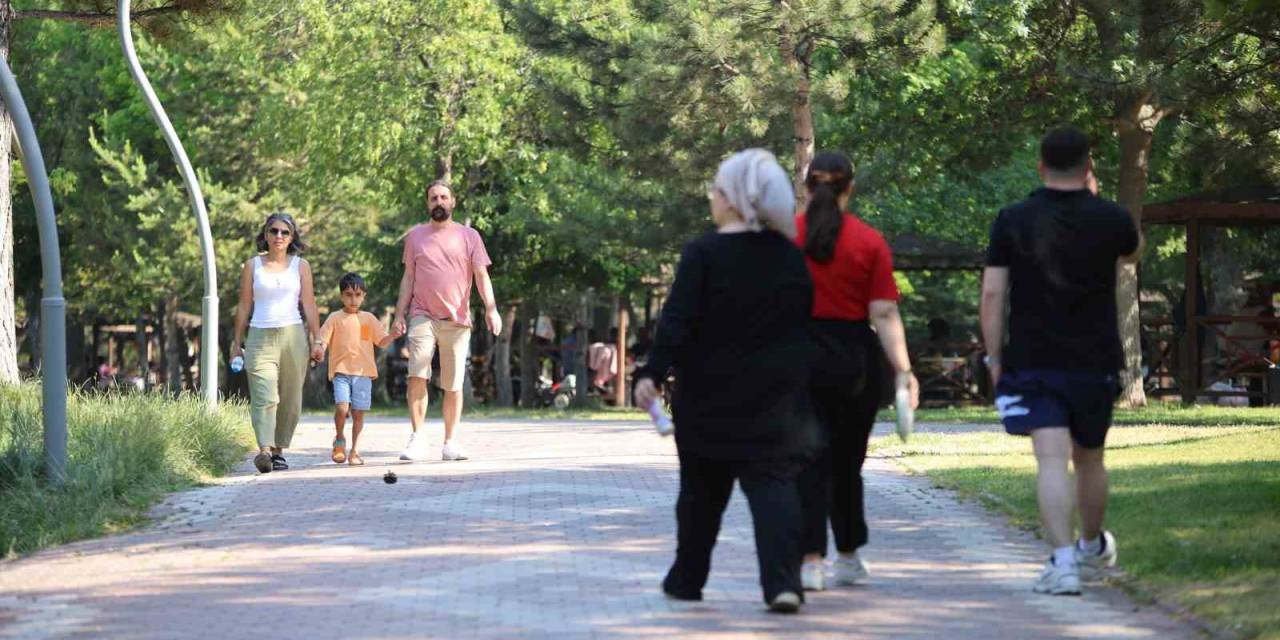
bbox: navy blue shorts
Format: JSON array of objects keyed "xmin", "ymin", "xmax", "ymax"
[{"xmin": 995, "ymin": 369, "xmax": 1119, "ymax": 449}]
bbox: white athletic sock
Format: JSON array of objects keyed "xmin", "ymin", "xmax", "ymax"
[
  {"xmin": 1077, "ymin": 536, "xmax": 1102, "ymax": 555},
  {"xmin": 1052, "ymin": 546, "xmax": 1076, "ymax": 569}
]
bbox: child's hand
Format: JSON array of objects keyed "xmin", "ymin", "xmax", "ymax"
[{"xmin": 310, "ymin": 344, "xmax": 325, "ymax": 362}]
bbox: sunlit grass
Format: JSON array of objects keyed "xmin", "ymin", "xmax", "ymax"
[
  {"xmin": 892, "ymin": 403, "xmax": 1280, "ymax": 427},
  {"xmin": 0, "ymin": 384, "xmax": 252, "ymax": 558},
  {"xmin": 872, "ymin": 426, "xmax": 1280, "ymax": 639}
]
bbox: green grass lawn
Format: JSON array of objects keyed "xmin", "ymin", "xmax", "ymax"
[
  {"xmin": 896, "ymin": 403, "xmax": 1280, "ymax": 427},
  {"xmin": 871, "ymin": 425, "xmax": 1280, "ymax": 639},
  {"xmin": 309, "ymin": 397, "xmax": 1280, "ymax": 427}
]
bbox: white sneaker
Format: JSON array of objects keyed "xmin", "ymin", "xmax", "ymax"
[
  {"xmin": 768, "ymin": 591, "xmax": 801, "ymax": 614},
  {"xmin": 833, "ymin": 552, "xmax": 870, "ymax": 585},
  {"xmin": 1076, "ymin": 530, "xmax": 1118, "ymax": 571},
  {"xmin": 441, "ymin": 441, "xmax": 469, "ymax": 461},
  {"xmin": 399, "ymin": 432, "xmax": 427, "ymax": 461},
  {"xmin": 1033, "ymin": 559, "xmax": 1081, "ymax": 595},
  {"xmin": 801, "ymin": 560, "xmax": 825, "ymax": 591}
]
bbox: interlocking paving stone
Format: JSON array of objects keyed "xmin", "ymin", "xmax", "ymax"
[{"xmin": 0, "ymin": 416, "xmax": 1196, "ymax": 639}]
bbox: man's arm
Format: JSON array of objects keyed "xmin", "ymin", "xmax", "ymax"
[
  {"xmin": 474, "ymin": 265, "xmax": 502, "ymax": 336},
  {"xmin": 869, "ymin": 300, "xmax": 919, "ymax": 410},
  {"xmin": 393, "ymin": 268, "xmax": 414, "ymax": 336},
  {"xmin": 979, "ymin": 266, "xmax": 1010, "ymax": 385},
  {"xmin": 1120, "ymin": 218, "xmax": 1145, "ymax": 264}
]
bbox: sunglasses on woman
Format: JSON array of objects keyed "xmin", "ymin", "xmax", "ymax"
[{"xmin": 268, "ymin": 228, "xmax": 292, "ymax": 237}]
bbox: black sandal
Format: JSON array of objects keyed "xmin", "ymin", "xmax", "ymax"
[{"xmin": 271, "ymin": 454, "xmax": 289, "ymax": 471}]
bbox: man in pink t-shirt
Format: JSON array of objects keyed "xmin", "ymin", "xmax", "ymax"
[{"xmin": 393, "ymin": 181, "xmax": 502, "ymax": 462}]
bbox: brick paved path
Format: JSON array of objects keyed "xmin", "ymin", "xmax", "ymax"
[{"xmin": 0, "ymin": 417, "xmax": 1195, "ymax": 639}]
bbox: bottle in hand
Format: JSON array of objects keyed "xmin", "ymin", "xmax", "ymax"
[
  {"xmin": 894, "ymin": 383, "xmax": 914, "ymax": 442},
  {"xmin": 648, "ymin": 399, "xmax": 674, "ymax": 436}
]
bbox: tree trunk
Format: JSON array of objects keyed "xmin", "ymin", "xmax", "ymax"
[
  {"xmin": 65, "ymin": 317, "xmax": 85, "ymax": 384},
  {"xmin": 1202, "ymin": 228, "xmax": 1246, "ymax": 385},
  {"xmin": 92, "ymin": 320, "xmax": 100, "ymax": 367},
  {"xmin": 519, "ymin": 303, "xmax": 538, "ymax": 408},
  {"xmin": 219, "ymin": 317, "xmax": 238, "ymax": 398},
  {"xmin": 156, "ymin": 302, "xmax": 166, "ymax": 387},
  {"xmin": 1113, "ymin": 96, "xmax": 1165, "ymax": 408},
  {"xmin": 495, "ymin": 305, "xmax": 516, "ymax": 407},
  {"xmin": 163, "ymin": 297, "xmax": 182, "ymax": 394},
  {"xmin": 779, "ymin": 26, "xmax": 814, "ymax": 199},
  {"xmin": 574, "ymin": 293, "xmax": 590, "ymax": 407},
  {"xmin": 436, "ymin": 152, "xmax": 453, "ymax": 184},
  {"xmin": 373, "ymin": 309, "xmax": 392, "ymax": 405},
  {"xmin": 0, "ymin": 0, "xmax": 18, "ymax": 383},
  {"xmin": 135, "ymin": 315, "xmax": 148, "ymax": 389},
  {"xmin": 1202, "ymin": 228, "xmax": 1247, "ymax": 315},
  {"xmin": 180, "ymin": 329, "xmax": 196, "ymax": 391},
  {"xmin": 22, "ymin": 288, "xmax": 38, "ymax": 372},
  {"xmin": 615, "ymin": 298, "xmax": 628, "ymax": 408}
]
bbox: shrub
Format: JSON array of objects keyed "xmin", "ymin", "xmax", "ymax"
[{"xmin": 0, "ymin": 384, "xmax": 251, "ymax": 558}]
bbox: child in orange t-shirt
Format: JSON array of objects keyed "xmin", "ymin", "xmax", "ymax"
[{"xmin": 316, "ymin": 273, "xmax": 401, "ymax": 465}]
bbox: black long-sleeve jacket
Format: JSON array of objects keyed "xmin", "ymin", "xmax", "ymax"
[{"xmin": 635, "ymin": 230, "xmax": 820, "ymax": 460}]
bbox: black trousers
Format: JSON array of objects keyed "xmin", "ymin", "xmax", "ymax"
[
  {"xmin": 663, "ymin": 451, "xmax": 805, "ymax": 603},
  {"xmin": 799, "ymin": 324, "xmax": 884, "ymax": 556}
]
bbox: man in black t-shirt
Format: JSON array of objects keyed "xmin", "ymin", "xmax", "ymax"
[{"xmin": 980, "ymin": 126, "xmax": 1143, "ymax": 596}]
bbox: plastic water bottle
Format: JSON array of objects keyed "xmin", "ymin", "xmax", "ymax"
[
  {"xmin": 894, "ymin": 382, "xmax": 914, "ymax": 442},
  {"xmin": 648, "ymin": 398, "xmax": 674, "ymax": 437},
  {"xmin": 230, "ymin": 356, "xmax": 244, "ymax": 374}
]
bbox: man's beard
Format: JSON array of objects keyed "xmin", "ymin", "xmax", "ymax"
[{"xmin": 430, "ymin": 206, "xmax": 450, "ymax": 222}]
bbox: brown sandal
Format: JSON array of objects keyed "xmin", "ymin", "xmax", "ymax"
[
  {"xmin": 331, "ymin": 438, "xmax": 347, "ymax": 464},
  {"xmin": 348, "ymin": 452, "xmax": 364, "ymax": 466}
]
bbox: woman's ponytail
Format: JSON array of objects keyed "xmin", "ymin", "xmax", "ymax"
[{"xmin": 803, "ymin": 152, "xmax": 854, "ymax": 263}]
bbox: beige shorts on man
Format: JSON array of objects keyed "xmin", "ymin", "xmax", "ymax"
[{"xmin": 407, "ymin": 316, "xmax": 471, "ymax": 392}]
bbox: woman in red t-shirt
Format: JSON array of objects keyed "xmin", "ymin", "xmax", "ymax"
[{"xmin": 794, "ymin": 151, "xmax": 919, "ymax": 591}]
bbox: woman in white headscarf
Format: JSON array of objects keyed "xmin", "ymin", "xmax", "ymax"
[{"xmin": 634, "ymin": 149, "xmax": 820, "ymax": 614}]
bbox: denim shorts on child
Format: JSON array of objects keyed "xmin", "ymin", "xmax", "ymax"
[
  {"xmin": 332, "ymin": 374, "xmax": 373, "ymax": 411},
  {"xmin": 995, "ymin": 369, "xmax": 1119, "ymax": 449}
]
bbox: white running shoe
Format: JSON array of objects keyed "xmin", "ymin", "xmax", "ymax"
[
  {"xmin": 441, "ymin": 441, "xmax": 469, "ymax": 461},
  {"xmin": 833, "ymin": 552, "xmax": 870, "ymax": 585},
  {"xmin": 1076, "ymin": 530, "xmax": 1118, "ymax": 571},
  {"xmin": 1032, "ymin": 559, "xmax": 1081, "ymax": 595},
  {"xmin": 768, "ymin": 591, "xmax": 801, "ymax": 614},
  {"xmin": 801, "ymin": 560, "xmax": 825, "ymax": 591},
  {"xmin": 399, "ymin": 432, "xmax": 427, "ymax": 461}
]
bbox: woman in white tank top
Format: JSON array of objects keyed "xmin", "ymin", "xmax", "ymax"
[{"xmin": 230, "ymin": 213, "xmax": 323, "ymax": 473}]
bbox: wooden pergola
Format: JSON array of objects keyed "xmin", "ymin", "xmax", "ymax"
[
  {"xmin": 889, "ymin": 234, "xmax": 988, "ymax": 405},
  {"xmin": 1141, "ymin": 187, "xmax": 1280, "ymax": 404},
  {"xmin": 890, "ymin": 233, "xmax": 985, "ymax": 272}
]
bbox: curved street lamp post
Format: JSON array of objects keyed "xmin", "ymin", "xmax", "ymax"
[
  {"xmin": 118, "ymin": 0, "xmax": 220, "ymax": 409},
  {"xmin": 0, "ymin": 57, "xmax": 68, "ymax": 483}
]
